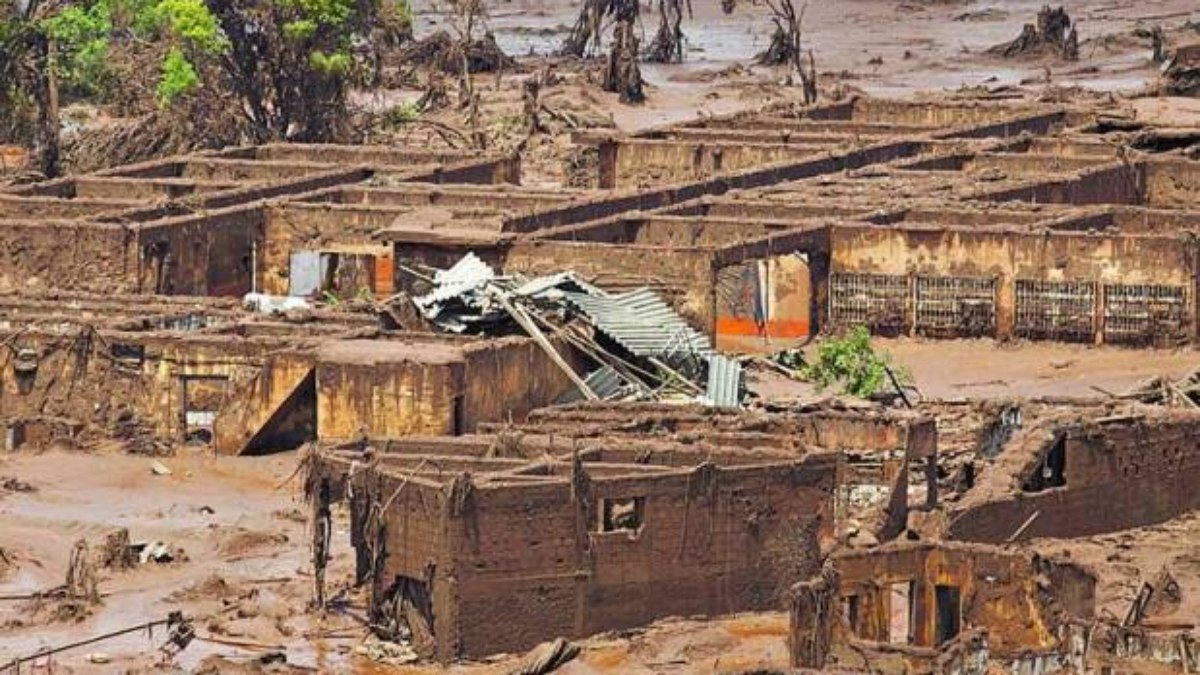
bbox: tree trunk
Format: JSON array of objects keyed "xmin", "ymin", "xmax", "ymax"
[
  {"xmin": 604, "ymin": 19, "xmax": 644, "ymax": 103},
  {"xmin": 559, "ymin": 0, "xmax": 614, "ymax": 58},
  {"xmin": 29, "ymin": 32, "xmax": 60, "ymax": 178},
  {"xmin": 646, "ymin": 0, "xmax": 687, "ymax": 64}
]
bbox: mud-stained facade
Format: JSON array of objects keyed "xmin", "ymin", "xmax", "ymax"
[
  {"xmin": 519, "ymin": 100, "xmax": 1200, "ymax": 351},
  {"xmin": 494, "ymin": 402, "xmax": 939, "ymax": 541},
  {"xmin": 789, "ymin": 542, "xmax": 1096, "ymax": 671},
  {"xmin": 0, "ymin": 144, "xmax": 518, "ymax": 296},
  {"xmin": 7, "ymin": 100, "xmax": 1197, "ymax": 351},
  {"xmin": 947, "ymin": 410, "xmax": 1200, "ymax": 542},
  {"xmin": 312, "ymin": 434, "xmax": 840, "ymax": 661},
  {"xmin": 0, "ymin": 293, "xmax": 578, "ymax": 454}
]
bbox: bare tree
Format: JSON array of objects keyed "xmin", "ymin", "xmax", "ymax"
[
  {"xmin": 646, "ymin": 0, "xmax": 692, "ymax": 64},
  {"xmin": 602, "ymin": 0, "xmax": 644, "ymax": 103},
  {"xmin": 755, "ymin": 0, "xmax": 817, "ymax": 103},
  {"xmin": 559, "ymin": 0, "xmax": 613, "ymax": 58}
]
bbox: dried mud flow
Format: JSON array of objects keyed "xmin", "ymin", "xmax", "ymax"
[{"xmin": 3, "ymin": 0, "xmax": 1200, "ymax": 672}]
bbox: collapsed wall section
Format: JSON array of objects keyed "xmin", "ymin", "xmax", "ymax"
[
  {"xmin": 791, "ymin": 542, "xmax": 1095, "ymax": 670},
  {"xmin": 948, "ymin": 412, "xmax": 1200, "ymax": 542},
  {"xmin": 319, "ymin": 448, "xmax": 840, "ymax": 662}
]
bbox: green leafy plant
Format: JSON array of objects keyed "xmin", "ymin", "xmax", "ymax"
[
  {"xmin": 41, "ymin": 3, "xmax": 114, "ymax": 98},
  {"xmin": 801, "ymin": 325, "xmax": 910, "ymax": 398},
  {"xmin": 151, "ymin": 0, "xmax": 227, "ymax": 54},
  {"xmin": 157, "ymin": 47, "xmax": 200, "ymax": 102},
  {"xmin": 387, "ymin": 100, "xmax": 421, "ymax": 124}
]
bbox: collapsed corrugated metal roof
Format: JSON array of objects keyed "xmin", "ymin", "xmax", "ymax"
[
  {"xmin": 556, "ymin": 365, "xmax": 629, "ymax": 404},
  {"xmin": 560, "ymin": 289, "xmax": 714, "ymax": 362},
  {"xmin": 409, "ymin": 254, "xmax": 744, "ymax": 408}
]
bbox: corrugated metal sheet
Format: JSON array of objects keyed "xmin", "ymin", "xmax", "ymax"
[
  {"xmin": 288, "ymin": 251, "xmax": 324, "ymax": 297},
  {"xmin": 556, "ymin": 365, "xmax": 627, "ymax": 404},
  {"xmin": 704, "ymin": 355, "xmax": 743, "ymax": 408},
  {"xmin": 562, "ymin": 288, "xmax": 714, "ymax": 362},
  {"xmin": 416, "ymin": 252, "xmax": 495, "ymax": 309}
]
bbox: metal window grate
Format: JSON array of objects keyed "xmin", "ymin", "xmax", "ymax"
[
  {"xmin": 830, "ymin": 273, "xmax": 907, "ymax": 334},
  {"xmin": 1015, "ymin": 280, "xmax": 1096, "ymax": 343},
  {"xmin": 915, "ymin": 276, "xmax": 997, "ymax": 338},
  {"xmin": 1103, "ymin": 284, "xmax": 1188, "ymax": 346}
]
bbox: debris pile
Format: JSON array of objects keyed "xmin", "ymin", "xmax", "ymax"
[
  {"xmin": 1125, "ymin": 366, "xmax": 1200, "ymax": 408},
  {"xmin": 411, "ymin": 254, "xmax": 744, "ymax": 407},
  {"xmin": 398, "ymin": 31, "xmax": 516, "ymax": 75},
  {"xmin": 989, "ymin": 5, "xmax": 1079, "ymax": 61},
  {"xmin": 1159, "ymin": 41, "xmax": 1200, "ymax": 97},
  {"xmin": 508, "ymin": 637, "xmax": 581, "ymax": 675}
]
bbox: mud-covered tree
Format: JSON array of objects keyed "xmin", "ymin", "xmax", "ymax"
[
  {"xmin": 602, "ymin": 0, "xmax": 643, "ymax": 103},
  {"xmin": 645, "ymin": 0, "xmax": 690, "ymax": 64},
  {"xmin": 7, "ymin": 0, "xmax": 406, "ymax": 156},
  {"xmin": 558, "ymin": 0, "xmax": 611, "ymax": 58},
  {"xmin": 1, "ymin": 0, "xmax": 63, "ymax": 177},
  {"xmin": 196, "ymin": 0, "xmax": 394, "ymax": 142},
  {"xmin": 562, "ymin": 0, "xmax": 688, "ymax": 64},
  {"xmin": 755, "ymin": 0, "xmax": 816, "ymax": 102}
]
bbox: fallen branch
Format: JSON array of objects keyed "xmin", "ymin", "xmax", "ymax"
[
  {"xmin": 196, "ymin": 633, "xmax": 286, "ymax": 651},
  {"xmin": 3, "ymin": 613, "xmax": 190, "ymax": 670}
]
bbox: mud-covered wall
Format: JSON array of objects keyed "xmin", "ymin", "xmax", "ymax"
[
  {"xmin": 855, "ymin": 99, "xmax": 1040, "ymax": 128},
  {"xmin": 832, "ymin": 226, "xmax": 1191, "ymax": 285},
  {"xmin": 974, "ymin": 163, "xmax": 1143, "ymax": 206},
  {"xmin": 600, "ymin": 139, "xmax": 819, "ymax": 189},
  {"xmin": 0, "ymin": 221, "xmax": 135, "ymax": 292},
  {"xmin": 315, "ymin": 341, "xmax": 463, "ymax": 441},
  {"xmin": 0, "ymin": 329, "xmax": 284, "ymax": 444},
  {"xmin": 213, "ymin": 351, "xmax": 315, "ymax": 455},
  {"xmin": 831, "ymin": 543, "xmax": 1093, "ymax": 656},
  {"xmin": 137, "ymin": 207, "xmax": 262, "ymax": 296},
  {"xmin": 0, "ymin": 196, "xmax": 135, "ymax": 219},
  {"xmin": 458, "ymin": 338, "xmax": 580, "ymax": 432},
  {"xmin": 829, "ymin": 224, "xmax": 1196, "ymax": 343},
  {"xmin": 260, "ymin": 203, "xmax": 394, "ymax": 296},
  {"xmin": 1143, "ymin": 159, "xmax": 1200, "ymax": 209},
  {"xmin": 949, "ymin": 415, "xmax": 1200, "ymax": 542},
  {"xmin": 438, "ymin": 455, "xmax": 838, "ymax": 660}
]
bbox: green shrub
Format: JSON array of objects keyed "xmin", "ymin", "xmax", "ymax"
[
  {"xmin": 800, "ymin": 325, "xmax": 910, "ymax": 398},
  {"xmin": 151, "ymin": 0, "xmax": 227, "ymax": 53},
  {"xmin": 41, "ymin": 3, "xmax": 114, "ymax": 98},
  {"xmin": 157, "ymin": 47, "xmax": 199, "ymax": 102}
]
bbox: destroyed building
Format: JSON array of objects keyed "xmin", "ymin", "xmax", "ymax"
[
  {"xmin": 0, "ymin": 290, "xmax": 581, "ymax": 453},
  {"xmin": 1, "ymin": 96, "xmax": 1199, "ymax": 672},
  {"xmin": 307, "ymin": 401, "xmax": 944, "ymax": 661},
  {"xmin": 789, "ymin": 541, "xmax": 1097, "ymax": 672},
  {"xmin": 945, "ymin": 407, "xmax": 1200, "ymax": 542}
]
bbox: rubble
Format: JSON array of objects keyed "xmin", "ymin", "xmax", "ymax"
[
  {"xmin": 1, "ymin": 13, "xmax": 1199, "ymax": 671},
  {"xmin": 411, "ymin": 253, "xmax": 745, "ymax": 407}
]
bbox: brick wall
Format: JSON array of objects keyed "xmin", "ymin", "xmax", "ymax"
[
  {"xmin": 949, "ymin": 415, "xmax": 1200, "ymax": 542},
  {"xmin": 391, "ymin": 454, "xmax": 839, "ymax": 660}
]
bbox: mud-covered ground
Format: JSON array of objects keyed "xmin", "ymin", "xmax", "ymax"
[
  {"xmin": 3, "ymin": 0, "xmax": 1200, "ymax": 671},
  {"xmin": 3, "ymin": 445, "xmax": 1197, "ymax": 673},
  {"xmin": 362, "ymin": 0, "xmax": 1200, "ymax": 185},
  {"xmin": 751, "ymin": 338, "xmax": 1200, "ymax": 403}
]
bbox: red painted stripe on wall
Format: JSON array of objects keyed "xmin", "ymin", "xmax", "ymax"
[{"xmin": 716, "ymin": 317, "xmax": 810, "ymax": 338}]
